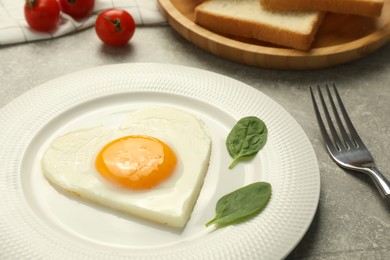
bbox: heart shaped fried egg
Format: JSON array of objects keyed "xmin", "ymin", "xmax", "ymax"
[{"xmin": 41, "ymin": 107, "xmax": 211, "ymax": 228}]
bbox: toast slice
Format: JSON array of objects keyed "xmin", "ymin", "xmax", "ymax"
[
  {"xmin": 194, "ymin": 0, "xmax": 324, "ymax": 51},
  {"xmin": 260, "ymin": 0, "xmax": 384, "ymax": 17}
]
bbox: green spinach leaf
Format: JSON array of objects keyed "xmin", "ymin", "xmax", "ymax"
[
  {"xmin": 226, "ymin": 116, "xmax": 267, "ymax": 169},
  {"xmin": 206, "ymin": 182, "xmax": 272, "ymax": 227}
]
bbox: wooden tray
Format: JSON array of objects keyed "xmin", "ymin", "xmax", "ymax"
[{"xmin": 157, "ymin": 0, "xmax": 390, "ymax": 69}]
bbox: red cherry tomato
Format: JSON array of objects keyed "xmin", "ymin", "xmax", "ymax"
[
  {"xmin": 95, "ymin": 9, "xmax": 136, "ymax": 46},
  {"xmin": 24, "ymin": 0, "xmax": 60, "ymax": 32},
  {"xmin": 59, "ymin": 0, "xmax": 95, "ymax": 19}
]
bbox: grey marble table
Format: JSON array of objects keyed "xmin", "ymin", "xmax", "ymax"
[{"xmin": 1, "ymin": 25, "xmax": 390, "ymax": 259}]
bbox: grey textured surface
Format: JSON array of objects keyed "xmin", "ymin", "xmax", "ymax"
[{"xmin": 1, "ymin": 25, "xmax": 390, "ymax": 259}]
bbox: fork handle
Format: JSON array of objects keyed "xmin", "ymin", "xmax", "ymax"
[{"xmin": 363, "ymin": 166, "xmax": 390, "ymax": 202}]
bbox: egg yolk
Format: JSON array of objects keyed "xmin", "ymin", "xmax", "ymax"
[{"xmin": 95, "ymin": 135, "xmax": 177, "ymax": 189}]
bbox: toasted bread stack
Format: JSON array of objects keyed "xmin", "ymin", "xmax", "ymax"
[{"xmin": 194, "ymin": 0, "xmax": 384, "ymax": 51}]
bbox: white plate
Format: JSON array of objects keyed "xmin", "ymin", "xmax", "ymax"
[{"xmin": 0, "ymin": 63, "xmax": 319, "ymax": 259}]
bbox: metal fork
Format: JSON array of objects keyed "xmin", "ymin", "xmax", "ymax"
[{"xmin": 310, "ymin": 83, "xmax": 390, "ymax": 203}]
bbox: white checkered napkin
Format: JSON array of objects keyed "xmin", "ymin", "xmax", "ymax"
[{"xmin": 0, "ymin": 0, "xmax": 166, "ymax": 46}]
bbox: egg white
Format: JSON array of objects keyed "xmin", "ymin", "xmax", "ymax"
[{"xmin": 41, "ymin": 107, "xmax": 211, "ymax": 228}]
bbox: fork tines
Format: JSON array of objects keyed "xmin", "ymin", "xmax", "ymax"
[
  {"xmin": 311, "ymin": 83, "xmax": 390, "ymax": 202},
  {"xmin": 309, "ymin": 82, "xmax": 366, "ymax": 153}
]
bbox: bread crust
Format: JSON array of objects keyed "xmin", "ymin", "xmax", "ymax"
[
  {"xmin": 260, "ymin": 0, "xmax": 384, "ymax": 17},
  {"xmin": 195, "ymin": 2, "xmax": 325, "ymax": 51}
]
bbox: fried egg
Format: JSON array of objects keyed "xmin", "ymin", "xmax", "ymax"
[{"xmin": 41, "ymin": 107, "xmax": 211, "ymax": 228}]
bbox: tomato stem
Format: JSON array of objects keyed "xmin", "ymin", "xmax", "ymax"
[
  {"xmin": 105, "ymin": 17, "xmax": 122, "ymax": 32},
  {"xmin": 68, "ymin": 0, "xmax": 76, "ymax": 3},
  {"xmin": 25, "ymin": 0, "xmax": 37, "ymax": 9}
]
